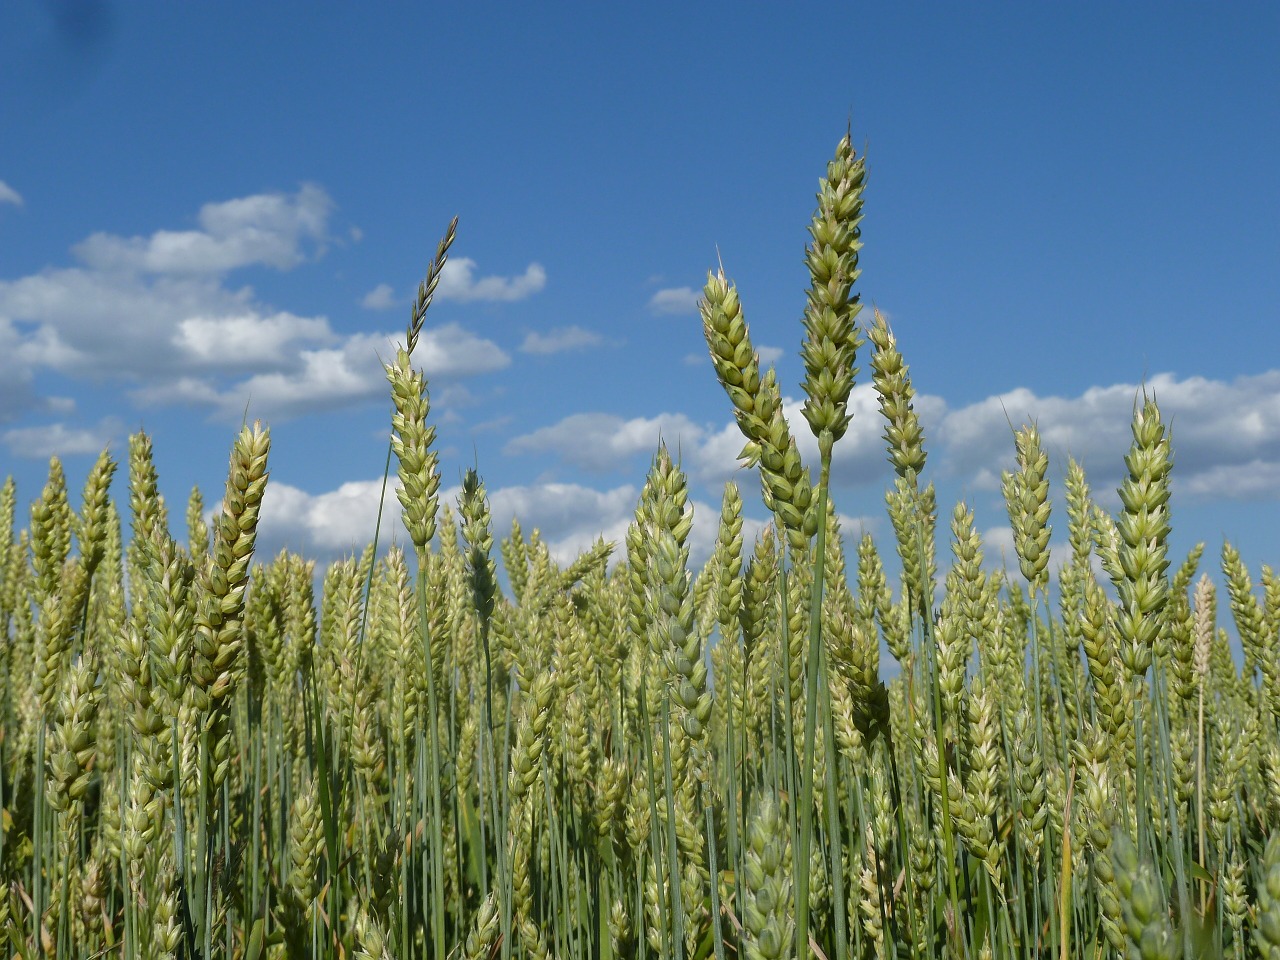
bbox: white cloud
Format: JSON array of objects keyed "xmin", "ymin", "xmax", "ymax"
[
  {"xmin": 506, "ymin": 367, "xmax": 1280, "ymax": 506},
  {"xmin": 0, "ymin": 188, "xmax": 514, "ymax": 423},
  {"xmin": 505, "ymin": 412, "xmax": 711, "ymax": 472},
  {"xmin": 1180, "ymin": 460, "xmax": 1280, "ymax": 501},
  {"xmin": 649, "ymin": 286, "xmax": 701, "ymax": 315},
  {"xmin": 937, "ymin": 371, "xmax": 1280, "ymax": 501},
  {"xmin": 979, "ymin": 525, "xmax": 1022, "ymax": 573},
  {"xmin": 757, "ymin": 345, "xmax": 785, "ymax": 365},
  {"xmin": 437, "ymin": 258, "xmax": 546, "ymax": 302},
  {"xmin": 519, "ymin": 325, "xmax": 603, "ymax": 355},
  {"xmin": 2, "ymin": 418, "xmax": 121, "ymax": 460},
  {"xmin": 0, "ymin": 186, "xmax": 339, "ymax": 386},
  {"xmin": 173, "ymin": 312, "xmax": 335, "ymax": 368},
  {"xmin": 258, "ymin": 478, "xmax": 404, "ymax": 555},
  {"xmin": 361, "ymin": 283, "xmax": 397, "ymax": 310},
  {"xmin": 502, "ymin": 394, "xmax": 891, "ymax": 489},
  {"xmin": 132, "ymin": 324, "xmax": 509, "ymax": 422},
  {"xmin": 0, "ymin": 319, "xmax": 40, "ymax": 420},
  {"xmin": 0, "ymin": 181, "xmax": 22, "ymax": 207},
  {"xmin": 487, "ymin": 483, "xmax": 640, "ymax": 566},
  {"xmin": 73, "ymin": 184, "xmax": 332, "ymax": 275},
  {"xmin": 414, "ymin": 322, "xmax": 512, "ymax": 378},
  {"xmin": 256, "ymin": 472, "xmax": 768, "ymax": 575}
]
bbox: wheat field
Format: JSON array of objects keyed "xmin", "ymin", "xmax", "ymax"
[{"xmin": 1, "ymin": 134, "xmax": 1278, "ymax": 960}]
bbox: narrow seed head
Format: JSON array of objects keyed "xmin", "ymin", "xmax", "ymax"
[
  {"xmin": 186, "ymin": 485, "xmax": 209, "ymax": 572},
  {"xmin": 702, "ymin": 271, "xmax": 815, "ymax": 549},
  {"xmin": 1192, "ymin": 573, "xmax": 1214, "ymax": 680},
  {"xmin": 193, "ymin": 422, "xmax": 270, "ymax": 708},
  {"xmin": 950, "ymin": 502, "xmax": 987, "ymax": 631},
  {"xmin": 287, "ymin": 780, "xmax": 323, "ymax": 905},
  {"xmin": 509, "ymin": 673, "xmax": 555, "ymax": 802},
  {"xmin": 31, "ymin": 456, "xmax": 73, "ymax": 599},
  {"xmin": 1063, "ymin": 458, "xmax": 1093, "ymax": 568},
  {"xmin": 46, "ymin": 654, "xmax": 99, "ymax": 812},
  {"xmin": 1115, "ymin": 398, "xmax": 1172, "ymax": 679},
  {"xmin": 739, "ymin": 525, "xmax": 777, "ymax": 667},
  {"xmin": 354, "ymin": 904, "xmax": 394, "ymax": 960},
  {"xmin": 143, "ymin": 533, "xmax": 197, "ymax": 721},
  {"xmin": 459, "ymin": 467, "xmax": 498, "ymax": 624},
  {"xmin": 559, "ymin": 536, "xmax": 613, "ymax": 590},
  {"xmin": 868, "ymin": 308, "xmax": 926, "ymax": 479},
  {"xmin": 1254, "ymin": 835, "xmax": 1280, "ymax": 959},
  {"xmin": 387, "ymin": 347, "xmax": 441, "ymax": 554},
  {"xmin": 800, "ymin": 134, "xmax": 866, "ymax": 453},
  {"xmin": 1002, "ymin": 424, "xmax": 1052, "ymax": 593},
  {"xmin": 464, "ymin": 893, "xmax": 501, "ymax": 960},
  {"xmin": 701, "ymin": 269, "xmax": 765, "ymax": 427},
  {"xmin": 405, "ymin": 215, "xmax": 459, "ymax": 357},
  {"xmin": 1110, "ymin": 829, "xmax": 1180, "ymax": 960},
  {"xmin": 743, "ymin": 794, "xmax": 794, "ymax": 960},
  {"xmin": 711, "ymin": 481, "xmax": 744, "ymax": 633},
  {"xmin": 1222, "ymin": 540, "xmax": 1266, "ymax": 675},
  {"xmin": 127, "ymin": 431, "xmax": 165, "ymax": 580},
  {"xmin": 77, "ymin": 446, "xmax": 117, "ymax": 579}
]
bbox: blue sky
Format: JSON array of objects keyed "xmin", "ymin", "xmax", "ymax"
[{"xmin": 1, "ymin": 2, "xmax": 1277, "ymax": 585}]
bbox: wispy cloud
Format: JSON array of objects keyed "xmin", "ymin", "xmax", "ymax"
[
  {"xmin": 519, "ymin": 325, "xmax": 603, "ymax": 355},
  {"xmin": 360, "ymin": 283, "xmax": 397, "ymax": 310},
  {"xmin": 2, "ymin": 417, "xmax": 121, "ymax": 459},
  {"xmin": 0, "ymin": 181, "xmax": 22, "ymax": 208},
  {"xmin": 648, "ymin": 286, "xmax": 701, "ymax": 315}
]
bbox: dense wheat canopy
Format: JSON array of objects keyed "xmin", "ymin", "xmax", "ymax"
[{"xmin": 0, "ymin": 133, "xmax": 1278, "ymax": 960}]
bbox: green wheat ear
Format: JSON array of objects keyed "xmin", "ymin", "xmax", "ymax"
[
  {"xmin": 1115, "ymin": 396, "xmax": 1172, "ymax": 681},
  {"xmin": 700, "ymin": 270, "xmax": 815, "ymax": 550},
  {"xmin": 800, "ymin": 133, "xmax": 866, "ymax": 459},
  {"xmin": 867, "ymin": 307, "xmax": 925, "ymax": 479}
]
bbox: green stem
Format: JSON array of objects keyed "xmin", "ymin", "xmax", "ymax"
[{"xmin": 795, "ymin": 454, "xmax": 830, "ymax": 958}]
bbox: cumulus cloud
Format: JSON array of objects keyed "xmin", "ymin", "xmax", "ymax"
[
  {"xmin": 487, "ymin": 483, "xmax": 641, "ymax": 565},
  {"xmin": 0, "ymin": 181, "xmax": 22, "ymax": 207},
  {"xmin": 0, "ymin": 187, "xmax": 517, "ymax": 423},
  {"xmin": 361, "ymin": 283, "xmax": 397, "ymax": 310},
  {"xmin": 505, "ymin": 412, "xmax": 711, "ymax": 472},
  {"xmin": 173, "ymin": 312, "xmax": 335, "ymax": 369},
  {"xmin": 519, "ymin": 325, "xmax": 603, "ymax": 355},
  {"xmin": 506, "ymin": 369, "xmax": 1280, "ymax": 505},
  {"xmin": 437, "ymin": 258, "xmax": 546, "ymax": 303},
  {"xmin": 73, "ymin": 184, "xmax": 332, "ymax": 275},
  {"xmin": 258, "ymin": 479, "xmax": 404, "ymax": 556},
  {"xmin": 2, "ymin": 417, "xmax": 121, "ymax": 460},
  {"xmin": 937, "ymin": 371, "xmax": 1280, "ymax": 500},
  {"xmin": 0, "ymin": 320, "xmax": 40, "ymax": 420},
  {"xmin": 1180, "ymin": 460, "xmax": 1280, "ymax": 501},
  {"xmin": 0, "ymin": 186, "xmax": 338, "ymax": 387},
  {"xmin": 504, "ymin": 384, "xmax": 916, "ymax": 489},
  {"xmin": 648, "ymin": 286, "xmax": 701, "ymax": 315},
  {"xmin": 256, "ymin": 472, "xmax": 774, "ymax": 575},
  {"xmin": 132, "ymin": 324, "xmax": 509, "ymax": 421}
]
